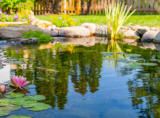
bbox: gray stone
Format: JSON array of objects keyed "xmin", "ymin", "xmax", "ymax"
[
  {"xmin": 20, "ymin": 38, "xmax": 38, "ymax": 44},
  {"xmin": 43, "ymin": 29, "xmax": 59, "ymax": 37},
  {"xmin": 142, "ymin": 31, "xmax": 159, "ymax": 42},
  {"xmin": 153, "ymin": 32, "xmax": 160, "ymax": 43},
  {"xmin": 58, "ymin": 26, "xmax": 91, "ymax": 37},
  {"xmin": 141, "ymin": 42, "xmax": 156, "ymax": 50},
  {"xmin": 81, "ymin": 23, "xmax": 97, "ymax": 35},
  {"xmin": 95, "ymin": 25, "xmax": 107, "ymax": 36},
  {"xmin": 0, "ymin": 25, "xmax": 42, "ymax": 39},
  {"xmin": 136, "ymin": 26, "xmax": 150, "ymax": 37},
  {"xmin": 123, "ymin": 30, "xmax": 140, "ymax": 39}
]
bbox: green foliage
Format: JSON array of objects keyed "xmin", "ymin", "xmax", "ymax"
[
  {"xmin": 105, "ymin": 0, "xmax": 135, "ymax": 40},
  {"xmin": 36, "ymin": 15, "xmax": 160, "ymax": 27},
  {"xmin": 0, "ymin": 92, "xmax": 50, "ymax": 117},
  {"xmin": 0, "ymin": 0, "xmax": 34, "ymax": 13},
  {"xmin": 50, "ymin": 15, "xmax": 77, "ymax": 27},
  {"xmin": 8, "ymin": 115, "xmax": 32, "ymax": 118},
  {"xmin": 23, "ymin": 31, "xmax": 54, "ymax": 43}
]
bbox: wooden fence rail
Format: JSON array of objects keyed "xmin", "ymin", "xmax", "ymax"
[{"xmin": 34, "ymin": 0, "xmax": 158, "ymax": 15}]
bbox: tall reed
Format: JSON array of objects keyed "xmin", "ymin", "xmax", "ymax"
[{"xmin": 105, "ymin": 0, "xmax": 135, "ymax": 40}]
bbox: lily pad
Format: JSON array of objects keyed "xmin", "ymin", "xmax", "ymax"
[
  {"xmin": 6, "ymin": 93, "xmax": 24, "ymax": 98},
  {"xmin": 124, "ymin": 63, "xmax": 143, "ymax": 69},
  {"xmin": 9, "ymin": 98, "xmax": 25, "ymax": 105},
  {"xmin": 0, "ymin": 110, "xmax": 10, "ymax": 116},
  {"xmin": 127, "ymin": 54, "xmax": 141, "ymax": 57},
  {"xmin": 140, "ymin": 62, "xmax": 157, "ymax": 66},
  {"xmin": 24, "ymin": 95, "xmax": 46, "ymax": 101},
  {"xmin": 23, "ymin": 101, "xmax": 38, "ymax": 108},
  {"xmin": 29, "ymin": 103, "xmax": 50, "ymax": 111},
  {"xmin": 8, "ymin": 115, "xmax": 32, "ymax": 118},
  {"xmin": 0, "ymin": 98, "xmax": 11, "ymax": 104}
]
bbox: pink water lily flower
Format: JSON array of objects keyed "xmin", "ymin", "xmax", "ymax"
[
  {"xmin": 11, "ymin": 76, "xmax": 30, "ymax": 89},
  {"xmin": 0, "ymin": 85, "xmax": 5, "ymax": 93}
]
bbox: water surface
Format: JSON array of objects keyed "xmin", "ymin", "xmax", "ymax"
[{"xmin": 1, "ymin": 40, "xmax": 160, "ymax": 118}]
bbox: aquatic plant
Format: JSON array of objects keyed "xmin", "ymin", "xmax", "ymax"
[
  {"xmin": 0, "ymin": 92, "xmax": 50, "ymax": 117},
  {"xmin": 11, "ymin": 76, "xmax": 30, "ymax": 89},
  {"xmin": 105, "ymin": 0, "xmax": 135, "ymax": 40},
  {"xmin": 23, "ymin": 31, "xmax": 54, "ymax": 43},
  {"xmin": 0, "ymin": 85, "xmax": 5, "ymax": 93}
]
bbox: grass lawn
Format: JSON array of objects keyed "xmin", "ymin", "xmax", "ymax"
[{"xmin": 36, "ymin": 15, "xmax": 160, "ymax": 27}]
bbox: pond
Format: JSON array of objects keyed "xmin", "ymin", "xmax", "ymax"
[{"xmin": 1, "ymin": 39, "xmax": 160, "ymax": 118}]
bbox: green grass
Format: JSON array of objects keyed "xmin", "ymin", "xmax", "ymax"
[{"xmin": 36, "ymin": 15, "xmax": 160, "ymax": 27}]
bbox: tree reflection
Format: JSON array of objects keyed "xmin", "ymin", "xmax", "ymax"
[{"xmin": 5, "ymin": 44, "xmax": 105, "ymax": 109}]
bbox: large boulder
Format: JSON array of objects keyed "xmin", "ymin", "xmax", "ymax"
[
  {"xmin": 58, "ymin": 26, "xmax": 91, "ymax": 37},
  {"xmin": 153, "ymin": 32, "xmax": 160, "ymax": 43},
  {"xmin": 43, "ymin": 29, "xmax": 59, "ymax": 37},
  {"xmin": 81, "ymin": 23, "xmax": 97, "ymax": 35},
  {"xmin": 0, "ymin": 25, "xmax": 42, "ymax": 39},
  {"xmin": 136, "ymin": 26, "xmax": 150, "ymax": 37},
  {"xmin": 142, "ymin": 31, "xmax": 159, "ymax": 42},
  {"xmin": 123, "ymin": 30, "xmax": 140, "ymax": 39},
  {"xmin": 95, "ymin": 25, "xmax": 107, "ymax": 36}
]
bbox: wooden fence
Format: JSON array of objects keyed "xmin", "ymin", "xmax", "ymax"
[{"xmin": 34, "ymin": 0, "xmax": 158, "ymax": 15}]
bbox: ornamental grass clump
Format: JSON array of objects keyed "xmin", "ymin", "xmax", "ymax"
[{"xmin": 105, "ymin": 0, "xmax": 135, "ymax": 40}]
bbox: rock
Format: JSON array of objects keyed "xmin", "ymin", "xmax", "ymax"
[
  {"xmin": 142, "ymin": 31, "xmax": 159, "ymax": 42},
  {"xmin": 20, "ymin": 38, "xmax": 38, "ymax": 44},
  {"xmin": 0, "ymin": 25, "xmax": 42, "ymax": 39},
  {"xmin": 43, "ymin": 29, "xmax": 59, "ymax": 37},
  {"xmin": 46, "ymin": 25, "xmax": 56, "ymax": 31},
  {"xmin": 141, "ymin": 42, "xmax": 156, "ymax": 50},
  {"xmin": 36, "ymin": 20, "xmax": 53, "ymax": 29},
  {"xmin": 81, "ymin": 23, "xmax": 97, "ymax": 35},
  {"xmin": 95, "ymin": 25, "xmax": 107, "ymax": 36},
  {"xmin": 153, "ymin": 32, "xmax": 160, "ymax": 43},
  {"xmin": 123, "ymin": 30, "xmax": 140, "ymax": 39},
  {"xmin": 136, "ymin": 26, "xmax": 150, "ymax": 37},
  {"xmin": 58, "ymin": 26, "xmax": 91, "ymax": 37}
]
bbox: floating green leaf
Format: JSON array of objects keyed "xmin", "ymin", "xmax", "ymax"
[
  {"xmin": 8, "ymin": 115, "xmax": 32, "ymax": 118},
  {"xmin": 6, "ymin": 93, "xmax": 24, "ymax": 98},
  {"xmin": 29, "ymin": 103, "xmax": 50, "ymax": 111},
  {"xmin": 0, "ymin": 98, "xmax": 11, "ymax": 104},
  {"xmin": 140, "ymin": 62, "xmax": 157, "ymax": 66},
  {"xmin": 9, "ymin": 98, "xmax": 25, "ymax": 105},
  {"xmin": 23, "ymin": 101, "xmax": 38, "ymax": 108},
  {"xmin": 0, "ymin": 109, "xmax": 10, "ymax": 116},
  {"xmin": 127, "ymin": 54, "xmax": 141, "ymax": 57},
  {"xmin": 124, "ymin": 63, "xmax": 143, "ymax": 69},
  {"xmin": 24, "ymin": 95, "xmax": 46, "ymax": 101}
]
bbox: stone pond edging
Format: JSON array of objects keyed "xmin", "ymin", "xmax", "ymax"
[{"xmin": 0, "ymin": 15, "xmax": 160, "ymax": 45}]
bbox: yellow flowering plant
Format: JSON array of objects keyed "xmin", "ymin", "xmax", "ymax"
[{"xmin": 50, "ymin": 14, "xmax": 77, "ymax": 27}]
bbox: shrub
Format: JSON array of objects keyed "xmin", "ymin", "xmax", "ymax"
[
  {"xmin": 50, "ymin": 15, "xmax": 77, "ymax": 27},
  {"xmin": 23, "ymin": 31, "xmax": 54, "ymax": 43},
  {"xmin": 105, "ymin": 0, "xmax": 135, "ymax": 40},
  {"xmin": 0, "ymin": 0, "xmax": 34, "ymax": 13}
]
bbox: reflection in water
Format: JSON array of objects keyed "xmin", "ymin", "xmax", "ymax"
[
  {"xmin": 3, "ymin": 40, "xmax": 160, "ymax": 118},
  {"xmin": 0, "ymin": 65, "xmax": 10, "ymax": 83}
]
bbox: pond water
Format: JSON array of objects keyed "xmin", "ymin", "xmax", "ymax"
[{"xmin": 1, "ymin": 39, "xmax": 160, "ymax": 118}]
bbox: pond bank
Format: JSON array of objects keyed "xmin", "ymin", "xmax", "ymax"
[{"xmin": 0, "ymin": 23, "xmax": 160, "ymax": 50}]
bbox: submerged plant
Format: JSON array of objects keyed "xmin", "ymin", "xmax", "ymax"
[
  {"xmin": 11, "ymin": 76, "xmax": 30, "ymax": 89},
  {"xmin": 105, "ymin": 0, "xmax": 135, "ymax": 40}
]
